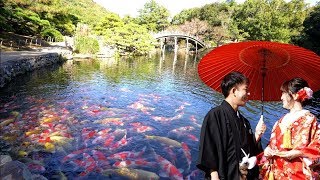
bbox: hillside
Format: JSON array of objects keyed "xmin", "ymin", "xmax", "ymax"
[{"xmin": 59, "ymin": 0, "xmax": 111, "ymax": 26}]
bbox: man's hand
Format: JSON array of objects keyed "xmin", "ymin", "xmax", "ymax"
[
  {"xmin": 210, "ymin": 171, "xmax": 220, "ymax": 180},
  {"xmin": 255, "ymin": 115, "xmax": 266, "ymax": 141},
  {"xmin": 239, "ymin": 162, "xmax": 249, "ymax": 180}
]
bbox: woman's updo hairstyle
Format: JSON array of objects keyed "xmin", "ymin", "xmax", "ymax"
[{"xmin": 280, "ymin": 77, "xmax": 313, "ymax": 106}]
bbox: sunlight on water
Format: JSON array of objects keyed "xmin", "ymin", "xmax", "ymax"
[{"xmin": 0, "ymin": 51, "xmax": 319, "ymax": 179}]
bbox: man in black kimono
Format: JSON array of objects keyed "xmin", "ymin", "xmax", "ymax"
[{"xmin": 197, "ymin": 71, "xmax": 262, "ymax": 180}]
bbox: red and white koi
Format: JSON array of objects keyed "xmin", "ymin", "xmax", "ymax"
[
  {"xmin": 190, "ymin": 115, "xmax": 201, "ymax": 127},
  {"xmin": 155, "ymin": 154, "xmax": 183, "ymax": 179},
  {"xmin": 130, "ymin": 122, "xmax": 153, "ymax": 133},
  {"xmin": 107, "ymin": 146, "xmax": 146, "ymax": 160},
  {"xmin": 186, "ymin": 134, "xmax": 199, "ymax": 141},
  {"xmin": 109, "ymin": 134, "xmax": 129, "ymax": 151},
  {"xmin": 81, "ymin": 128, "xmax": 96, "ymax": 140},
  {"xmin": 79, "ymin": 153, "xmax": 98, "ymax": 176},
  {"xmin": 164, "ymin": 146, "xmax": 177, "ymax": 165},
  {"xmin": 128, "ymin": 102, "xmax": 155, "ymax": 114},
  {"xmin": 170, "ymin": 126, "xmax": 195, "ymax": 134},
  {"xmin": 91, "ymin": 149, "xmax": 110, "ymax": 168},
  {"xmin": 181, "ymin": 142, "xmax": 192, "ymax": 170},
  {"xmin": 113, "ymin": 158, "xmax": 156, "ymax": 168},
  {"xmin": 62, "ymin": 148, "xmax": 89, "ymax": 163},
  {"xmin": 152, "ymin": 112, "xmax": 184, "ymax": 122}
]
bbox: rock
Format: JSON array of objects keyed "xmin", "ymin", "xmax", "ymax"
[
  {"xmin": 0, "ymin": 155, "xmax": 12, "ymax": 166},
  {"xmin": 0, "ymin": 161, "xmax": 33, "ymax": 180}
]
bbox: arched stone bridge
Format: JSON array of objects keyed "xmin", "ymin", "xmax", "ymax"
[{"xmin": 153, "ymin": 31, "xmax": 206, "ymax": 50}]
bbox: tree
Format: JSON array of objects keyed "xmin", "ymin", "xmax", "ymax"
[
  {"xmin": 137, "ymin": 0, "xmax": 170, "ymax": 32},
  {"xmin": 94, "ymin": 13, "xmax": 155, "ymax": 55},
  {"xmin": 295, "ymin": 4, "xmax": 320, "ymax": 55},
  {"xmin": 176, "ymin": 18, "xmax": 209, "ymax": 38},
  {"xmin": 233, "ymin": 0, "xmax": 308, "ymax": 43},
  {"xmin": 171, "ymin": 8, "xmax": 200, "ymax": 25}
]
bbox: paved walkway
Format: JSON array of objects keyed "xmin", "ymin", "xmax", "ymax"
[{"xmin": 0, "ymin": 51, "xmax": 52, "ymax": 64}]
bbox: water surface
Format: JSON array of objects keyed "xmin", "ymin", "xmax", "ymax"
[{"xmin": 0, "ymin": 51, "xmax": 319, "ymax": 179}]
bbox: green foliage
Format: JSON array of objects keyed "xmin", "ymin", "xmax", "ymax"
[
  {"xmin": 1, "ymin": 0, "xmax": 108, "ymax": 38},
  {"xmin": 171, "ymin": 8, "xmax": 201, "ymax": 25},
  {"xmin": 114, "ymin": 22, "xmax": 155, "ymax": 55},
  {"xmin": 295, "ymin": 4, "xmax": 320, "ymax": 55},
  {"xmin": 94, "ymin": 12, "xmax": 155, "ymax": 55},
  {"xmin": 74, "ymin": 35, "xmax": 99, "ymax": 54},
  {"xmin": 59, "ymin": 0, "xmax": 110, "ymax": 26},
  {"xmin": 233, "ymin": 0, "xmax": 309, "ymax": 43},
  {"xmin": 41, "ymin": 28, "xmax": 63, "ymax": 41},
  {"xmin": 137, "ymin": 0, "xmax": 170, "ymax": 32}
]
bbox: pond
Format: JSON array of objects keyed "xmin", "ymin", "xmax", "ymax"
[{"xmin": 0, "ymin": 51, "xmax": 319, "ymax": 179}]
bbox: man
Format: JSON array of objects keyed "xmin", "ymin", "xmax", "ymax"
[{"xmin": 197, "ymin": 71, "xmax": 262, "ymax": 180}]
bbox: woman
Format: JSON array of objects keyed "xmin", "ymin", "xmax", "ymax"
[{"xmin": 258, "ymin": 78, "xmax": 320, "ymax": 179}]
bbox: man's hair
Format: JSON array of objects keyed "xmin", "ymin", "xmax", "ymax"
[{"xmin": 221, "ymin": 71, "xmax": 249, "ymax": 98}]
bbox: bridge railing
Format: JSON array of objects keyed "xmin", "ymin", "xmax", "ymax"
[{"xmin": 152, "ymin": 31, "xmax": 206, "ymax": 47}]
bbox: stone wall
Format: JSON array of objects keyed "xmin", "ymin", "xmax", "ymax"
[{"xmin": 0, "ymin": 53, "xmax": 64, "ymax": 88}]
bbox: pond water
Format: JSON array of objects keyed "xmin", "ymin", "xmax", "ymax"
[{"xmin": 0, "ymin": 51, "xmax": 319, "ymax": 179}]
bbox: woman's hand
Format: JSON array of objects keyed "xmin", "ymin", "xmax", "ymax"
[
  {"xmin": 276, "ymin": 150, "xmax": 302, "ymax": 160},
  {"xmin": 264, "ymin": 146, "xmax": 277, "ymax": 158}
]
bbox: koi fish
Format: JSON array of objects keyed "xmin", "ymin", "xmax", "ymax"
[
  {"xmin": 62, "ymin": 148, "xmax": 89, "ymax": 163},
  {"xmin": 107, "ymin": 146, "xmax": 146, "ymax": 160},
  {"xmin": 103, "ymin": 135, "xmax": 115, "ymax": 147},
  {"xmin": 95, "ymin": 118, "xmax": 124, "ymax": 126},
  {"xmin": 174, "ymin": 105, "xmax": 185, "ymax": 112},
  {"xmin": 170, "ymin": 126, "xmax": 195, "ymax": 134},
  {"xmin": 103, "ymin": 168, "xmax": 160, "ymax": 180},
  {"xmin": 146, "ymin": 135, "xmax": 181, "ymax": 148},
  {"xmin": 130, "ymin": 122, "xmax": 153, "ymax": 133},
  {"xmin": 181, "ymin": 142, "xmax": 192, "ymax": 170},
  {"xmin": 113, "ymin": 158, "xmax": 156, "ymax": 168},
  {"xmin": 151, "ymin": 116, "xmax": 172, "ymax": 122},
  {"xmin": 27, "ymin": 162, "xmax": 46, "ymax": 173},
  {"xmin": 109, "ymin": 134, "xmax": 129, "ymax": 151},
  {"xmin": 128, "ymin": 102, "xmax": 155, "ymax": 114},
  {"xmin": 186, "ymin": 134, "xmax": 199, "ymax": 141},
  {"xmin": 189, "ymin": 115, "xmax": 201, "ymax": 127},
  {"xmin": 164, "ymin": 146, "xmax": 177, "ymax": 165},
  {"xmin": 185, "ymin": 169, "xmax": 202, "ymax": 180},
  {"xmin": 79, "ymin": 153, "xmax": 98, "ymax": 176},
  {"xmin": 155, "ymin": 154, "xmax": 183, "ymax": 179},
  {"xmin": 151, "ymin": 112, "xmax": 184, "ymax": 122},
  {"xmin": 81, "ymin": 128, "xmax": 96, "ymax": 141}
]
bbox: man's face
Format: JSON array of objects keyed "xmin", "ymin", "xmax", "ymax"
[{"xmin": 234, "ymin": 83, "xmax": 250, "ymax": 106}]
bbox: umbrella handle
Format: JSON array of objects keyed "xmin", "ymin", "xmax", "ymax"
[{"xmin": 255, "ymin": 115, "xmax": 266, "ymax": 141}]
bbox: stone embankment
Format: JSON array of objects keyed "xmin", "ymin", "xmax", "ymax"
[{"xmin": 0, "ymin": 51, "xmax": 67, "ymax": 88}]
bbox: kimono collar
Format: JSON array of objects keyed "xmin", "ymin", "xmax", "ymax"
[
  {"xmin": 221, "ymin": 100, "xmax": 242, "ymax": 162},
  {"xmin": 221, "ymin": 100, "xmax": 240, "ymax": 118}
]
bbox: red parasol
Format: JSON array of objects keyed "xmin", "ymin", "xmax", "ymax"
[{"xmin": 198, "ymin": 41, "xmax": 320, "ymax": 115}]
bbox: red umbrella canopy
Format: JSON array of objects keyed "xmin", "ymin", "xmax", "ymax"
[{"xmin": 198, "ymin": 41, "xmax": 320, "ymax": 101}]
